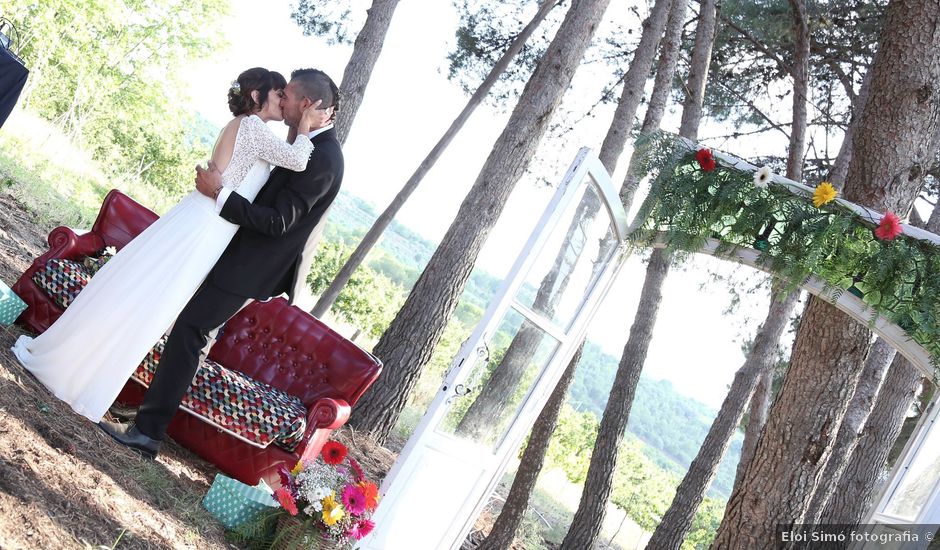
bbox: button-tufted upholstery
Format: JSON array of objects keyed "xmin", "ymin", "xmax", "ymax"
[
  {"xmin": 12, "ymin": 189, "xmax": 159, "ymax": 333},
  {"xmin": 15, "ymin": 189, "xmax": 383, "ymax": 487}
]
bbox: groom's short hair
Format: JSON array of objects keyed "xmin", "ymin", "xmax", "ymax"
[{"xmin": 291, "ymin": 68, "xmax": 340, "ymax": 116}]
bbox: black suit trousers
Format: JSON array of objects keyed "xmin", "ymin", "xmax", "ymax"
[{"xmin": 134, "ymin": 281, "xmax": 248, "ymax": 440}]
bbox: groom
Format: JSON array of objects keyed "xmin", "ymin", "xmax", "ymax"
[{"xmin": 98, "ymin": 68, "xmax": 344, "ymax": 457}]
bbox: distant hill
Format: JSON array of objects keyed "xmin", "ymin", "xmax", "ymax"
[
  {"xmin": 570, "ymin": 341, "xmax": 743, "ymax": 499},
  {"xmin": 324, "ymin": 190, "xmax": 741, "ymax": 499}
]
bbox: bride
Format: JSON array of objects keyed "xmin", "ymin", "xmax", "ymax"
[{"xmin": 12, "ymin": 67, "xmax": 332, "ymax": 422}]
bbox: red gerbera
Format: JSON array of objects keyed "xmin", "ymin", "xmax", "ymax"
[
  {"xmin": 274, "ymin": 487, "xmax": 298, "ymax": 516},
  {"xmin": 874, "ymin": 211, "xmax": 903, "ymax": 241},
  {"xmin": 347, "ymin": 519, "xmax": 375, "ymax": 540},
  {"xmin": 358, "ymin": 481, "xmax": 380, "ymax": 510},
  {"xmin": 695, "ymin": 148, "xmax": 716, "ymax": 172},
  {"xmin": 321, "ymin": 441, "xmax": 348, "ymax": 465},
  {"xmin": 348, "ymin": 457, "xmax": 365, "ymax": 482}
]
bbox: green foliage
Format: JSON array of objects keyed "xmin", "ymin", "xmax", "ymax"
[
  {"xmin": 543, "ymin": 403, "xmax": 599, "ymax": 483},
  {"xmin": 307, "ymin": 240, "xmax": 405, "ymax": 338},
  {"xmin": 2, "ymin": 0, "xmax": 227, "ymax": 197},
  {"xmin": 636, "ymin": 135, "xmax": 940, "ymax": 369},
  {"xmin": 291, "ymin": 0, "xmax": 362, "ymax": 45},
  {"xmin": 446, "ymin": 0, "xmax": 565, "ymax": 107}
]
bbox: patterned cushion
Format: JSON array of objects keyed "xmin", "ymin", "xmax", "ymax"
[
  {"xmin": 32, "ymin": 259, "xmax": 93, "ymax": 309},
  {"xmin": 132, "ymin": 337, "xmax": 308, "ymax": 452}
]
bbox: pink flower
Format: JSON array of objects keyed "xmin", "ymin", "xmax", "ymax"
[
  {"xmin": 342, "ymin": 484, "xmax": 367, "ymax": 515},
  {"xmin": 348, "ymin": 457, "xmax": 365, "ymax": 482},
  {"xmin": 347, "ymin": 519, "xmax": 376, "ymax": 540},
  {"xmin": 274, "ymin": 487, "xmax": 298, "ymax": 516},
  {"xmin": 874, "ymin": 211, "xmax": 903, "ymax": 241}
]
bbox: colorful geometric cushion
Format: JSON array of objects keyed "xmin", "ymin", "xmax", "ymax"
[
  {"xmin": 132, "ymin": 337, "xmax": 308, "ymax": 452},
  {"xmin": 31, "ymin": 259, "xmax": 93, "ymax": 309}
]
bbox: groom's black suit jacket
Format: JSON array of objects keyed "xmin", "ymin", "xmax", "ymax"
[{"xmin": 208, "ymin": 127, "xmax": 343, "ymax": 302}]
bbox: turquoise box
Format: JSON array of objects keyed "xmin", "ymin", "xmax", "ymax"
[
  {"xmin": 202, "ymin": 473, "xmax": 278, "ymax": 530},
  {"xmin": 0, "ymin": 281, "xmax": 26, "ymax": 326}
]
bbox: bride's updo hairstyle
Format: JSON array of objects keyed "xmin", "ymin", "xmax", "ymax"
[{"xmin": 227, "ymin": 67, "xmax": 287, "ymax": 117}]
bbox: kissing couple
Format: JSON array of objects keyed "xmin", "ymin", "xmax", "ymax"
[{"xmin": 13, "ymin": 67, "xmax": 343, "ymax": 458}]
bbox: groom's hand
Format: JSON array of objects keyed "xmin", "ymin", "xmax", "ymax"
[{"xmin": 195, "ymin": 161, "xmax": 223, "ymax": 199}]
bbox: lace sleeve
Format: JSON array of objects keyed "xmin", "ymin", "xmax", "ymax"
[{"xmin": 242, "ymin": 115, "xmax": 314, "ymax": 172}]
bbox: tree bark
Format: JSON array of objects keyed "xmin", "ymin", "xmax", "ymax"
[
  {"xmin": 454, "ymin": 0, "xmax": 673, "ymax": 440},
  {"xmin": 804, "ymin": 338, "xmax": 896, "ymax": 522},
  {"xmin": 818, "ymin": 354, "xmax": 922, "ymax": 526},
  {"xmin": 733, "ymin": 367, "xmax": 773, "ymax": 491},
  {"xmin": 310, "ymin": 0, "xmax": 558, "ymax": 318},
  {"xmin": 678, "ymin": 0, "xmax": 718, "ymax": 141},
  {"xmin": 711, "ymin": 1, "xmax": 940, "ymax": 546},
  {"xmin": 647, "ymin": 285, "xmax": 799, "ymax": 550},
  {"xmin": 560, "ymin": 247, "xmax": 673, "ymax": 550},
  {"xmin": 560, "ymin": 2, "xmax": 717, "ymax": 547},
  {"xmin": 827, "ymin": 70, "xmax": 872, "ymax": 190},
  {"xmin": 351, "ymin": 0, "xmax": 613, "ymax": 443},
  {"xmin": 620, "ymin": 0, "xmax": 689, "ymax": 209},
  {"xmin": 334, "ymin": 0, "xmax": 401, "ymax": 144},
  {"xmin": 477, "ymin": 345, "xmax": 583, "ymax": 550},
  {"xmin": 784, "ymin": 0, "xmax": 810, "ymax": 181}
]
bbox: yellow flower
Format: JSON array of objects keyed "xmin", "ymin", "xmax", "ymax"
[
  {"xmin": 291, "ymin": 461, "xmax": 304, "ymax": 475},
  {"xmin": 321, "ymin": 493, "xmax": 345, "ymax": 526},
  {"xmin": 813, "ymin": 181, "xmax": 837, "ymax": 207}
]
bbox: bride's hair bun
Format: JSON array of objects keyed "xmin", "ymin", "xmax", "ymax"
[{"xmin": 228, "ymin": 67, "xmax": 287, "ymax": 117}]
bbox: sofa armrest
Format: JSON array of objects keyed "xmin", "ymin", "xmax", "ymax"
[
  {"xmin": 46, "ymin": 226, "xmax": 106, "ymax": 260},
  {"xmin": 305, "ymin": 397, "xmax": 351, "ymax": 433}
]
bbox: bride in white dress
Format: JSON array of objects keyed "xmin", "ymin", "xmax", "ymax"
[{"xmin": 12, "ymin": 67, "xmax": 331, "ymax": 422}]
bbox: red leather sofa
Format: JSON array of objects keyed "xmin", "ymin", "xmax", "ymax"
[{"xmin": 13, "ymin": 189, "xmax": 383, "ymax": 486}]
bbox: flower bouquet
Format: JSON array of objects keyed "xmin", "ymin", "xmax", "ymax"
[{"xmin": 270, "ymin": 441, "xmax": 379, "ymax": 549}]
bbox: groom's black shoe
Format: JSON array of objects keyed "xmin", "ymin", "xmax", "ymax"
[
  {"xmin": 107, "ymin": 403, "xmax": 138, "ymax": 421},
  {"xmin": 97, "ymin": 420, "xmax": 160, "ymax": 459}
]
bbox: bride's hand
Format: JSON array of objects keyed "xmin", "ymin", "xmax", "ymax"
[{"xmin": 299, "ymin": 100, "xmax": 333, "ymax": 134}]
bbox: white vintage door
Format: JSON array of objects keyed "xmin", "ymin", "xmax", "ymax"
[{"xmin": 359, "ymin": 148, "xmax": 629, "ymax": 550}]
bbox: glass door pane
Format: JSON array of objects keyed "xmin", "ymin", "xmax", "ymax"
[
  {"xmin": 514, "ymin": 181, "xmax": 618, "ymax": 331},
  {"xmin": 438, "ymin": 307, "xmax": 560, "ymax": 451}
]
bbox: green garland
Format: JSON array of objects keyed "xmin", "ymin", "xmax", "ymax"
[{"xmin": 629, "ymin": 133, "xmax": 940, "ymax": 370}]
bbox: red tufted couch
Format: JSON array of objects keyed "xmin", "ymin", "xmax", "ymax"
[{"xmin": 13, "ymin": 189, "xmax": 383, "ymax": 486}]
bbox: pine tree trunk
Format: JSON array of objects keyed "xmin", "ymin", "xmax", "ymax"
[
  {"xmin": 648, "ymin": 3, "xmax": 808, "ymax": 540},
  {"xmin": 561, "ymin": 2, "xmax": 717, "ymax": 547},
  {"xmin": 333, "ymin": 0, "xmax": 401, "ymax": 144},
  {"xmin": 733, "ymin": 368, "xmax": 773, "ymax": 491},
  {"xmin": 477, "ymin": 1, "xmax": 690, "ymax": 544},
  {"xmin": 711, "ymin": 2, "xmax": 940, "ymax": 546},
  {"xmin": 560, "ymin": 247, "xmax": 673, "ymax": 550},
  {"xmin": 351, "ymin": 0, "xmax": 613, "ymax": 443},
  {"xmin": 678, "ymin": 0, "xmax": 718, "ymax": 141},
  {"xmin": 620, "ymin": 0, "xmax": 689, "ymax": 208},
  {"xmin": 647, "ymin": 286, "xmax": 799, "ymax": 550},
  {"xmin": 477, "ymin": 345, "xmax": 583, "ymax": 550},
  {"xmin": 310, "ymin": 0, "xmax": 557, "ymax": 318},
  {"xmin": 827, "ymin": 71, "xmax": 872, "ymax": 190},
  {"xmin": 454, "ymin": 0, "xmax": 673, "ymax": 440},
  {"xmin": 804, "ymin": 338, "xmax": 896, "ymax": 522},
  {"xmin": 818, "ymin": 355, "xmax": 922, "ymax": 526}
]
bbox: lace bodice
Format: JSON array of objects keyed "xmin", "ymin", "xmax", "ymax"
[{"xmin": 220, "ymin": 114, "xmax": 314, "ymax": 191}]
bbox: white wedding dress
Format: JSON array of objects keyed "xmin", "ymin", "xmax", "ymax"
[{"xmin": 12, "ymin": 114, "xmax": 313, "ymax": 422}]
